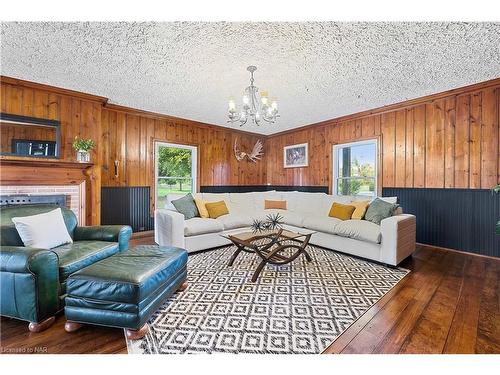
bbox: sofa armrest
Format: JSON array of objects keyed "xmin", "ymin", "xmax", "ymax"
[
  {"xmin": 74, "ymin": 225, "xmax": 133, "ymax": 251},
  {"xmin": 380, "ymin": 214, "xmax": 416, "ymax": 266},
  {"xmin": 155, "ymin": 209, "xmax": 185, "ymax": 248},
  {"xmin": 0, "ymin": 246, "xmax": 60, "ymax": 322}
]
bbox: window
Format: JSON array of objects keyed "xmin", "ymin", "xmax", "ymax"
[
  {"xmin": 155, "ymin": 142, "xmax": 197, "ymax": 209},
  {"xmin": 333, "ymin": 139, "xmax": 377, "ymax": 197}
]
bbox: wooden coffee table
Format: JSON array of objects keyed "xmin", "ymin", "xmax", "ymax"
[{"xmin": 222, "ymin": 228, "xmax": 315, "ymax": 282}]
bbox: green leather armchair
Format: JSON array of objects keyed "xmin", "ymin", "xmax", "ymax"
[{"xmin": 0, "ymin": 204, "xmax": 132, "ymax": 332}]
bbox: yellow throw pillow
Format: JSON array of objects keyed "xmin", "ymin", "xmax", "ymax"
[
  {"xmin": 205, "ymin": 201, "xmax": 229, "ymax": 219},
  {"xmin": 265, "ymin": 200, "xmax": 287, "ymax": 210},
  {"xmin": 194, "ymin": 198, "xmax": 209, "ymax": 218},
  {"xmin": 350, "ymin": 200, "xmax": 370, "ymax": 220},
  {"xmin": 328, "ymin": 203, "xmax": 356, "ymax": 220}
]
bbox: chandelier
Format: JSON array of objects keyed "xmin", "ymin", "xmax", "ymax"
[{"xmin": 227, "ymin": 66, "xmax": 279, "ymax": 126}]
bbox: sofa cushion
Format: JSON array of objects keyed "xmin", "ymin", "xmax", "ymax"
[
  {"xmin": 374, "ymin": 196, "xmax": 398, "ymax": 204},
  {"xmin": 184, "ymin": 218, "xmax": 224, "ymax": 237},
  {"xmin": 253, "ymin": 191, "xmax": 282, "ymax": 209},
  {"xmin": 201, "ymin": 193, "xmax": 230, "ymax": 204},
  {"xmin": 284, "ymin": 192, "xmax": 328, "ymax": 216},
  {"xmin": 365, "ymin": 198, "xmax": 398, "ymax": 225},
  {"xmin": 329, "ymin": 203, "xmax": 356, "ymax": 220},
  {"xmin": 334, "ymin": 220, "xmax": 381, "ymax": 244},
  {"xmin": 228, "ymin": 192, "xmax": 256, "ymax": 212},
  {"xmin": 171, "ymin": 193, "xmax": 199, "ymax": 220},
  {"xmin": 205, "ymin": 201, "xmax": 229, "ymax": 219},
  {"xmin": 52, "ymin": 240, "xmax": 120, "ymax": 280},
  {"xmin": 350, "ymin": 200, "xmax": 370, "ymax": 220},
  {"xmin": 216, "ymin": 214, "xmax": 253, "ymax": 230},
  {"xmin": 302, "ymin": 216, "xmax": 342, "ymax": 234},
  {"xmin": 165, "ymin": 193, "xmax": 187, "ymax": 211},
  {"xmin": 1, "ymin": 204, "xmax": 78, "ymax": 246},
  {"xmin": 194, "ymin": 198, "xmax": 210, "ymax": 218},
  {"xmin": 265, "ymin": 200, "xmax": 287, "ymax": 210},
  {"xmin": 12, "ymin": 208, "xmax": 73, "ymax": 249}
]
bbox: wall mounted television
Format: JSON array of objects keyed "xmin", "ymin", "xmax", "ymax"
[{"xmin": 0, "ymin": 113, "xmax": 61, "ymax": 158}]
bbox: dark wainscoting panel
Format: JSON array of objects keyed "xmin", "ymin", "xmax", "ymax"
[
  {"xmin": 201, "ymin": 185, "xmax": 329, "ymax": 193},
  {"xmin": 383, "ymin": 188, "xmax": 500, "ymax": 257},
  {"xmin": 101, "ymin": 187, "xmax": 154, "ymax": 232}
]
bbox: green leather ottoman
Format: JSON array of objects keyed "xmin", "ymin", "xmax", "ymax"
[{"xmin": 64, "ymin": 245, "xmax": 188, "ymax": 339}]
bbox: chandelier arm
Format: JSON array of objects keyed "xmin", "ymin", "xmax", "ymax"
[{"xmin": 239, "ymin": 116, "xmax": 248, "ymax": 127}]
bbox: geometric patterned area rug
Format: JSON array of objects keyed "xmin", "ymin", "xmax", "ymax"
[{"xmin": 126, "ymin": 245, "xmax": 409, "ymax": 354}]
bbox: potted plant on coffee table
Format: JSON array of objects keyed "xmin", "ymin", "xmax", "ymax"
[{"xmin": 73, "ymin": 137, "xmax": 96, "ymax": 163}]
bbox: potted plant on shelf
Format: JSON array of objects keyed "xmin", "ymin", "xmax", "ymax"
[
  {"xmin": 493, "ymin": 184, "xmax": 500, "ymax": 235},
  {"xmin": 73, "ymin": 136, "xmax": 96, "ymax": 163}
]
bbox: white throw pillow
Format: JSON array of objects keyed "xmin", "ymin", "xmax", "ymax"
[{"xmin": 12, "ymin": 208, "xmax": 73, "ymax": 249}]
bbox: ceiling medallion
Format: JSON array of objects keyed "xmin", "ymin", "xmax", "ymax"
[{"xmin": 227, "ymin": 66, "xmax": 279, "ymax": 126}]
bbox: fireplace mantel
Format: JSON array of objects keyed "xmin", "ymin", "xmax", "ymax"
[
  {"xmin": 0, "ymin": 156, "xmax": 93, "ymax": 169},
  {"xmin": 0, "ymin": 157, "xmax": 101, "ymax": 225}
]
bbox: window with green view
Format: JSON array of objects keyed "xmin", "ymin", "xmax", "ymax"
[
  {"xmin": 155, "ymin": 142, "xmax": 197, "ymax": 209},
  {"xmin": 333, "ymin": 139, "xmax": 377, "ymax": 197}
]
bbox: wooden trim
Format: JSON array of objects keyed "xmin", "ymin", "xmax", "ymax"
[
  {"xmin": 416, "ymin": 242, "xmax": 500, "ymax": 261},
  {"xmin": 0, "ymin": 76, "xmax": 108, "ymax": 104},
  {"xmin": 268, "ymin": 77, "xmax": 500, "ymax": 138}
]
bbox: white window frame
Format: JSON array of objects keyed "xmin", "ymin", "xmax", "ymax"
[
  {"xmin": 154, "ymin": 141, "xmax": 198, "ymax": 209},
  {"xmin": 332, "ymin": 139, "xmax": 378, "ymax": 197}
]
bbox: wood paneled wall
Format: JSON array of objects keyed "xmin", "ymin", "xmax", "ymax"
[
  {"xmin": 266, "ymin": 80, "xmax": 500, "ymax": 192},
  {"xmin": 0, "ymin": 77, "xmax": 267, "ymax": 219},
  {"xmin": 2, "ymin": 75, "xmax": 499, "ymax": 207},
  {"xmin": 100, "ymin": 107, "xmax": 266, "ymax": 188},
  {"xmin": 0, "ymin": 79, "xmax": 103, "ymax": 163}
]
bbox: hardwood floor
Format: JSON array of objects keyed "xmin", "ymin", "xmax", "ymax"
[{"xmin": 1, "ymin": 237, "xmax": 498, "ymax": 354}]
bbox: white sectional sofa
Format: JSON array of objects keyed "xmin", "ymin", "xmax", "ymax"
[{"xmin": 154, "ymin": 191, "xmax": 416, "ymax": 266}]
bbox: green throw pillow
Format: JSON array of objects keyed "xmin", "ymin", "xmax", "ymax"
[
  {"xmin": 365, "ymin": 198, "xmax": 398, "ymax": 225},
  {"xmin": 171, "ymin": 194, "xmax": 199, "ymax": 220}
]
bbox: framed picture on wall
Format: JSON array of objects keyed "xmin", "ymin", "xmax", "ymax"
[{"xmin": 284, "ymin": 142, "xmax": 308, "ymax": 168}]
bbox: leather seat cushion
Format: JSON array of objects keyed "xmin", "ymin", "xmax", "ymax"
[
  {"xmin": 52, "ymin": 240, "xmax": 119, "ymax": 280},
  {"xmin": 184, "ymin": 217, "xmax": 224, "ymax": 236},
  {"xmin": 333, "ymin": 220, "xmax": 382, "ymax": 244},
  {"xmin": 215, "ymin": 213, "xmax": 253, "ymax": 230},
  {"xmin": 302, "ymin": 215, "xmax": 342, "ymax": 234},
  {"xmin": 66, "ymin": 245, "xmax": 188, "ymax": 305}
]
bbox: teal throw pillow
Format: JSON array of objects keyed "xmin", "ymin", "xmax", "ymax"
[
  {"xmin": 364, "ymin": 198, "xmax": 398, "ymax": 225},
  {"xmin": 171, "ymin": 194, "xmax": 199, "ymax": 220}
]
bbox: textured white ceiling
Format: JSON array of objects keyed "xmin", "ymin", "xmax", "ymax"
[{"xmin": 1, "ymin": 22, "xmax": 499, "ymax": 135}]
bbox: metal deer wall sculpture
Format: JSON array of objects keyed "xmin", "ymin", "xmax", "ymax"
[{"xmin": 234, "ymin": 138, "xmax": 264, "ymax": 163}]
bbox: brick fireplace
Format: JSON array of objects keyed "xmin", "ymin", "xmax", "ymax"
[
  {"xmin": 0, "ymin": 185, "xmax": 84, "ymax": 224},
  {"xmin": 0, "ymin": 158, "xmax": 100, "ymax": 226}
]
